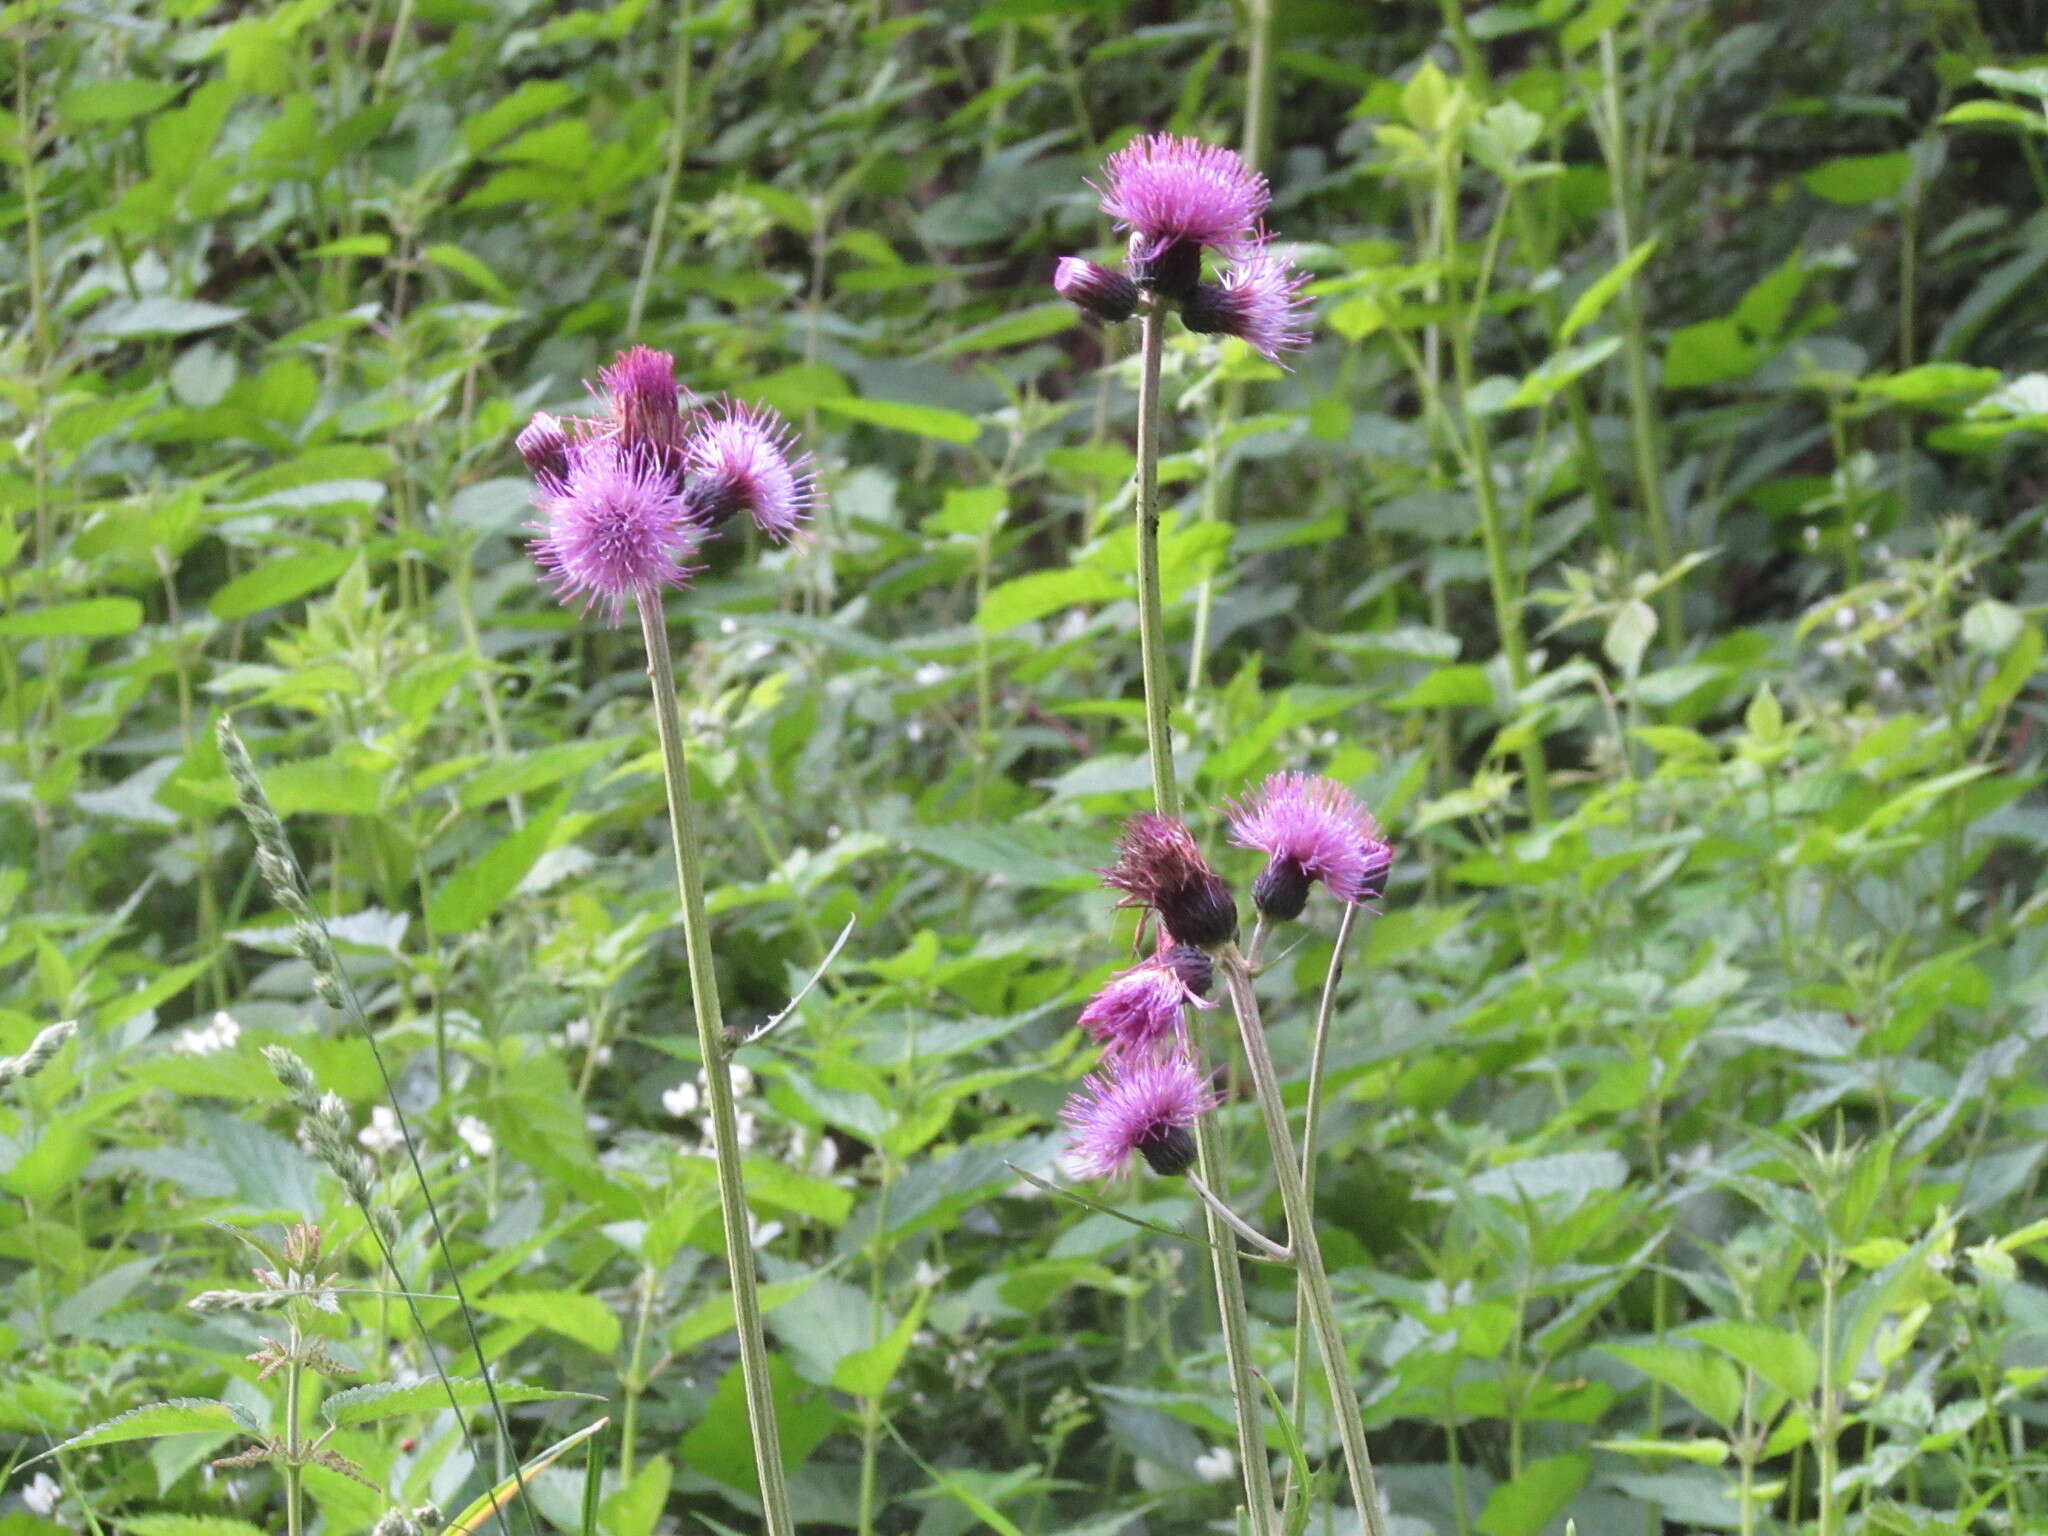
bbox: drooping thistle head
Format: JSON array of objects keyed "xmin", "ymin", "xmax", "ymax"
[
  {"xmin": 1055, "ymin": 132, "xmax": 1311, "ymax": 364},
  {"xmin": 1225, "ymin": 772, "xmax": 1393, "ymax": 922},
  {"xmin": 1077, "ymin": 959, "xmax": 1210, "ymax": 1062},
  {"xmin": 515, "ymin": 345, "xmax": 820, "ymax": 626},
  {"xmin": 1062, "ymin": 1051, "xmax": 1218, "ymax": 1180},
  {"xmin": 1100, "ymin": 813, "xmax": 1238, "ymax": 950},
  {"xmin": 1181, "ymin": 243, "xmax": 1312, "ymax": 365}
]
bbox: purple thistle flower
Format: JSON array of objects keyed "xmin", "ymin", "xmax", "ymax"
[
  {"xmin": 1092, "ymin": 133, "xmax": 1269, "ymax": 296},
  {"xmin": 684, "ymin": 400, "xmax": 818, "ymax": 542},
  {"xmin": 1182, "ymin": 243, "xmax": 1312, "ymax": 365},
  {"xmin": 1053, "ymin": 256, "xmax": 1140, "ymax": 323},
  {"xmin": 1077, "ymin": 960, "xmax": 1210, "ymax": 1061},
  {"xmin": 1061, "ymin": 1052, "xmax": 1218, "ymax": 1180},
  {"xmin": 597, "ymin": 345, "xmax": 691, "ymax": 459},
  {"xmin": 1100, "ymin": 814, "xmax": 1238, "ymax": 950},
  {"xmin": 529, "ymin": 440, "xmax": 704, "ymax": 627},
  {"xmin": 1225, "ymin": 772, "xmax": 1394, "ymax": 921}
]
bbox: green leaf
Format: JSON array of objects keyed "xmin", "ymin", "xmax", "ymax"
[
  {"xmin": 670, "ymin": 1274, "xmax": 820, "ymax": 1355},
  {"xmin": 1604, "ymin": 1342, "xmax": 1745, "ymax": 1426},
  {"xmin": 319, "ymin": 1376, "xmax": 597, "ymax": 1428},
  {"xmin": 1663, "ymin": 318, "xmax": 1758, "ymax": 388},
  {"xmin": 426, "ymin": 794, "xmax": 568, "ymax": 934},
  {"xmin": 254, "ymin": 754, "xmax": 384, "ymax": 818},
  {"xmin": 1592, "ymin": 1438, "xmax": 1731, "ymax": 1465},
  {"xmin": 1688, "ymin": 1320, "xmax": 1818, "ymax": 1400},
  {"xmin": 480, "ymin": 1290, "xmax": 622, "ymax": 1355},
  {"xmin": 932, "ymin": 302, "xmax": 1075, "ymax": 357},
  {"xmin": 1961, "ymin": 598, "xmax": 2023, "ymax": 655},
  {"xmin": 977, "ymin": 566, "xmax": 1125, "ymax": 631},
  {"xmin": 1476, "ymin": 1454, "xmax": 1589, "ymax": 1536},
  {"xmin": 121, "ymin": 1518, "xmax": 271, "ymax": 1536},
  {"xmin": 818, "ymin": 396, "xmax": 981, "ymax": 444},
  {"xmin": 86, "ymin": 298, "xmax": 246, "ymax": 338},
  {"xmin": 207, "ymin": 548, "xmax": 357, "ymax": 620},
  {"xmin": 60, "ymin": 79, "xmax": 178, "ymax": 125},
  {"xmin": 0, "ymin": 598, "xmax": 144, "ymax": 638},
  {"xmin": 832, "ymin": 1294, "xmax": 927, "ymax": 1397},
  {"xmin": 1604, "ymin": 597, "xmax": 1657, "ymax": 677},
  {"xmin": 1559, "ymin": 237, "xmax": 1658, "ymax": 342},
  {"xmin": 28, "ymin": 1398, "xmax": 259, "ymax": 1463},
  {"xmin": 1503, "ymin": 336, "xmax": 1622, "ymax": 409},
  {"xmin": 1802, "ymin": 151, "xmax": 1913, "ymax": 206}
]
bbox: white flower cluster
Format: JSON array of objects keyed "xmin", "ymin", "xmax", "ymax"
[{"xmin": 174, "ymin": 1010, "xmax": 241, "ymax": 1055}]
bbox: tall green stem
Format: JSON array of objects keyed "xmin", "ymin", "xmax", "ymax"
[
  {"xmin": 1285, "ymin": 901, "xmax": 1360, "ymax": 1508},
  {"xmin": 1134, "ymin": 302, "xmax": 1176, "ymax": 816},
  {"xmin": 1130, "ymin": 298, "xmax": 1276, "ymax": 1536},
  {"xmin": 1221, "ymin": 952, "xmax": 1388, "ymax": 1536},
  {"xmin": 283, "ymin": 1323, "xmax": 305, "ymax": 1536},
  {"xmin": 637, "ymin": 596, "xmax": 794, "ymax": 1536},
  {"xmin": 1596, "ymin": 30, "xmax": 1680, "ymax": 647}
]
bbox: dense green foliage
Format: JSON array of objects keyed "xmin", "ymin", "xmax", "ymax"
[{"xmin": 5, "ymin": 1, "xmax": 2048, "ymax": 1533}]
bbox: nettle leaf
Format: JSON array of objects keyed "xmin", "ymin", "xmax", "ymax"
[
  {"xmin": 207, "ymin": 548, "xmax": 358, "ymax": 620},
  {"xmin": 1688, "ymin": 1320, "xmax": 1818, "ymax": 1400},
  {"xmin": 319, "ymin": 1377, "xmax": 598, "ymax": 1428},
  {"xmin": 1604, "ymin": 1342, "xmax": 1744, "ymax": 1427},
  {"xmin": 28, "ymin": 1398, "xmax": 261, "ymax": 1463},
  {"xmin": 1475, "ymin": 1454, "xmax": 1588, "ymax": 1536},
  {"xmin": 121, "ymin": 1519, "xmax": 268, "ymax": 1536},
  {"xmin": 0, "ymin": 598, "xmax": 144, "ymax": 638},
  {"xmin": 977, "ymin": 566, "xmax": 1125, "ymax": 631},
  {"xmin": 819, "ymin": 396, "xmax": 981, "ymax": 443},
  {"xmin": 480, "ymin": 1291, "xmax": 622, "ymax": 1356}
]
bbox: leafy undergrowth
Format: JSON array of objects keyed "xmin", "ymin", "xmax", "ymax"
[{"xmin": 4, "ymin": 2, "xmax": 2048, "ymax": 1534}]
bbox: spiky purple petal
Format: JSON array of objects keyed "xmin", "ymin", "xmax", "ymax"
[
  {"xmin": 1183, "ymin": 244, "xmax": 1312, "ymax": 364},
  {"xmin": 1061, "ymin": 1052, "xmax": 1218, "ymax": 1181},
  {"xmin": 528, "ymin": 440, "xmax": 704, "ymax": 627},
  {"xmin": 1225, "ymin": 773, "xmax": 1393, "ymax": 909},
  {"xmin": 684, "ymin": 400, "xmax": 817, "ymax": 542},
  {"xmin": 1091, "ymin": 133, "xmax": 1269, "ymax": 263},
  {"xmin": 1077, "ymin": 962, "xmax": 1208, "ymax": 1061}
]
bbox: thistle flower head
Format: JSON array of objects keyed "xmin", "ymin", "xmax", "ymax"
[
  {"xmin": 1182, "ymin": 243, "xmax": 1312, "ymax": 365},
  {"xmin": 684, "ymin": 400, "xmax": 817, "ymax": 541},
  {"xmin": 1053, "ymin": 256, "xmax": 1140, "ymax": 323},
  {"xmin": 1061, "ymin": 1052, "xmax": 1218, "ymax": 1180},
  {"xmin": 1092, "ymin": 133, "xmax": 1269, "ymax": 267},
  {"xmin": 1101, "ymin": 814, "xmax": 1238, "ymax": 950},
  {"xmin": 597, "ymin": 345, "xmax": 691, "ymax": 458},
  {"xmin": 1077, "ymin": 961, "xmax": 1210, "ymax": 1061},
  {"xmin": 1226, "ymin": 772, "xmax": 1393, "ymax": 920},
  {"xmin": 529, "ymin": 440, "xmax": 705, "ymax": 626}
]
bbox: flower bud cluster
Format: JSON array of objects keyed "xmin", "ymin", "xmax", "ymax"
[
  {"xmin": 1053, "ymin": 133, "xmax": 1310, "ymax": 364},
  {"xmin": 516, "ymin": 346, "xmax": 819, "ymax": 626}
]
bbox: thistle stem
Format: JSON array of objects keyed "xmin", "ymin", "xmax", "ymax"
[
  {"xmin": 637, "ymin": 594, "xmax": 794, "ymax": 1536},
  {"xmin": 1131, "ymin": 294, "xmax": 1276, "ymax": 1536},
  {"xmin": 1285, "ymin": 901, "xmax": 1360, "ymax": 1507},
  {"xmin": 1134, "ymin": 299, "xmax": 1176, "ymax": 818},
  {"xmin": 1221, "ymin": 950, "xmax": 1387, "ymax": 1536}
]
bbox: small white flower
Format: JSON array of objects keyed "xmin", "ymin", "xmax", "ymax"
[
  {"xmin": 1834, "ymin": 607, "xmax": 1856, "ymax": 630},
  {"xmin": 1853, "ymin": 521, "xmax": 1869, "ymax": 538},
  {"xmin": 728, "ymin": 1063, "xmax": 755, "ymax": 1098},
  {"xmin": 1194, "ymin": 1445, "xmax": 1236, "ymax": 1483},
  {"xmin": 174, "ymin": 1010, "xmax": 241, "ymax": 1055},
  {"xmin": 1802, "ymin": 524, "xmax": 1820, "ymax": 549},
  {"xmin": 809, "ymin": 1137, "xmax": 839, "ymax": 1177},
  {"xmin": 22, "ymin": 1472, "xmax": 61, "ymax": 1516},
  {"xmin": 1820, "ymin": 638, "xmax": 1844, "ymax": 658},
  {"xmin": 563, "ymin": 1017, "xmax": 594, "ymax": 1047},
  {"xmin": 905, "ymin": 720, "xmax": 926, "ymax": 743},
  {"xmin": 719, "ymin": 617, "xmax": 739, "ymax": 635},
  {"xmin": 1870, "ymin": 599, "xmax": 1894, "ymax": 622},
  {"xmin": 913, "ymin": 1259, "xmax": 948, "ymax": 1288},
  {"xmin": 825, "ymin": 824, "xmax": 842, "ymax": 840},
  {"xmin": 748, "ymin": 1212, "xmax": 783, "ymax": 1249},
  {"xmin": 1877, "ymin": 667, "xmax": 1901, "ymax": 693},
  {"xmin": 732, "ymin": 1110, "xmax": 759, "ymax": 1151},
  {"xmin": 914, "ymin": 662, "xmax": 948, "ymax": 687},
  {"xmin": 456, "ymin": 1115, "xmax": 495, "ymax": 1158},
  {"xmin": 358, "ymin": 1105, "xmax": 403, "ymax": 1155},
  {"xmin": 662, "ymin": 1081, "xmax": 701, "ymax": 1117}
]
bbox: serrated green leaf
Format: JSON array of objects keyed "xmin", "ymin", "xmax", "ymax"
[
  {"xmin": 319, "ymin": 1376, "xmax": 598, "ymax": 1428},
  {"xmin": 28, "ymin": 1398, "xmax": 259, "ymax": 1464},
  {"xmin": 0, "ymin": 598, "xmax": 144, "ymax": 639},
  {"xmin": 480, "ymin": 1290, "xmax": 622, "ymax": 1355},
  {"xmin": 207, "ymin": 548, "xmax": 357, "ymax": 620}
]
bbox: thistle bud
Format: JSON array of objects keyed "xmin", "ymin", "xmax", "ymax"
[
  {"xmin": 1124, "ymin": 234, "xmax": 1203, "ymax": 302},
  {"xmin": 516, "ymin": 412, "xmax": 571, "ymax": 484},
  {"xmin": 1135, "ymin": 1121, "xmax": 1198, "ymax": 1177},
  {"xmin": 1053, "ymin": 257, "xmax": 1140, "ymax": 323},
  {"xmin": 1251, "ymin": 855, "xmax": 1313, "ymax": 923}
]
